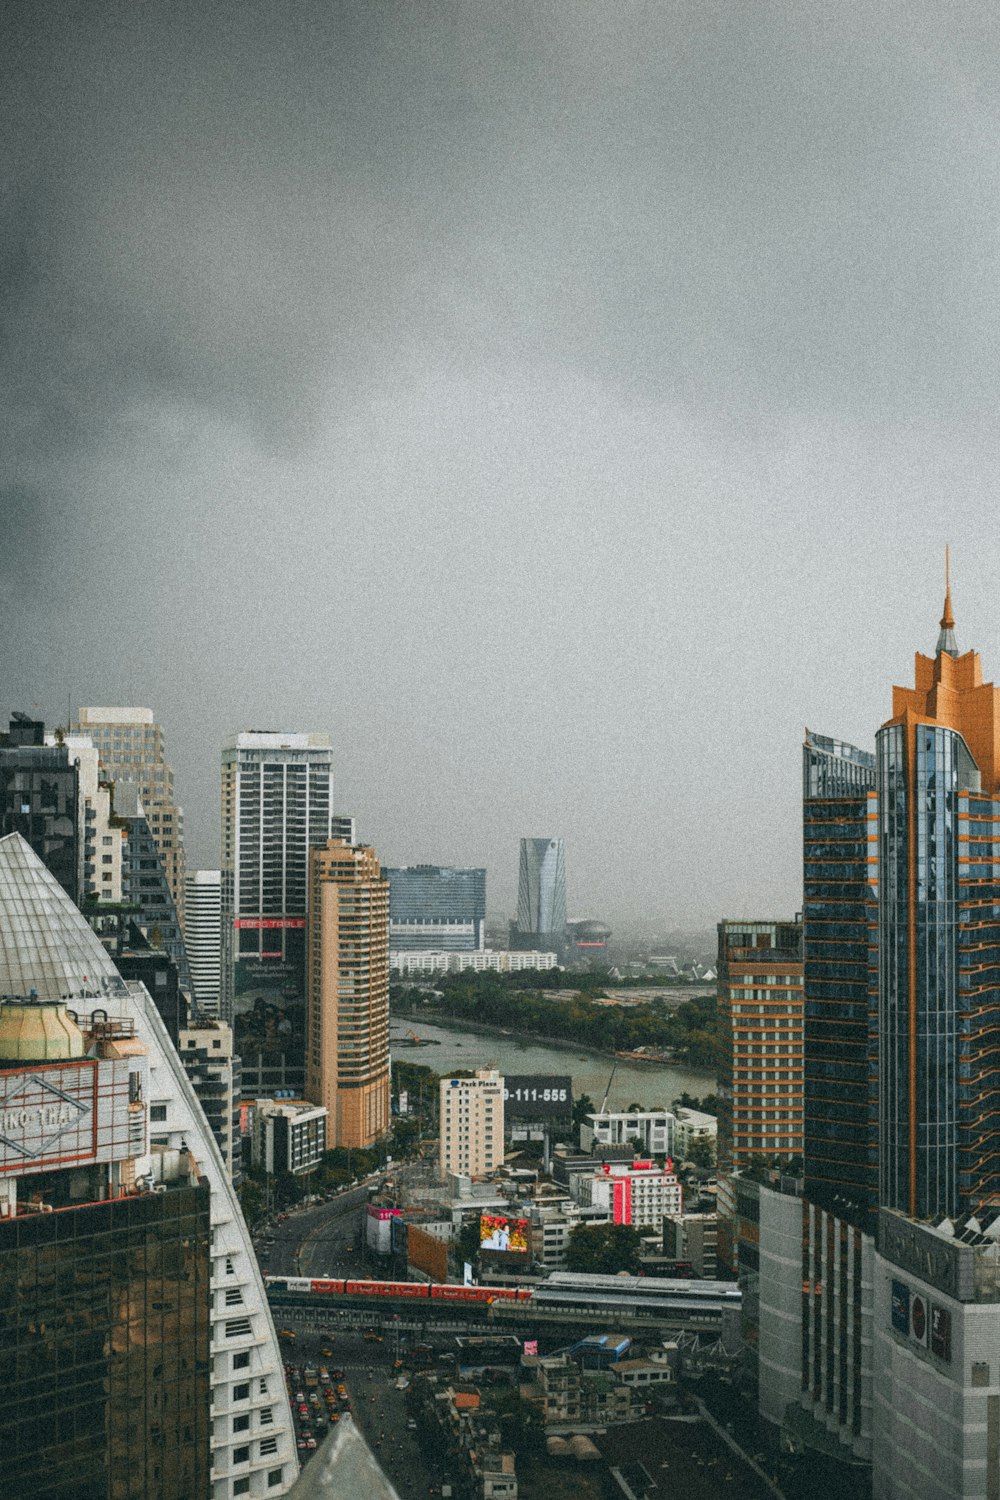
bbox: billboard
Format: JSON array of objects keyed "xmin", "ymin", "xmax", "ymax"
[
  {"xmin": 479, "ymin": 1213, "xmax": 529, "ymax": 1253},
  {"xmin": 502, "ymin": 1075, "xmax": 572, "ymax": 1122},
  {"xmin": 930, "ymin": 1305, "xmax": 952, "ymax": 1362},
  {"xmin": 890, "ymin": 1280, "xmax": 909, "ymax": 1335},
  {"xmin": 0, "ymin": 1058, "xmax": 143, "ymax": 1177}
]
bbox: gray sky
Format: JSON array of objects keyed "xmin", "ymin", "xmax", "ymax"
[{"xmin": 5, "ymin": 2, "xmax": 1000, "ymax": 925}]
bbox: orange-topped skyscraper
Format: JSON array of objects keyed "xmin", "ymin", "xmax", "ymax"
[{"xmin": 803, "ymin": 562, "xmax": 1000, "ymax": 1224}]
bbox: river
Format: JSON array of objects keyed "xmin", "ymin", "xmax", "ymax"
[{"xmin": 389, "ymin": 1015, "xmax": 716, "ymax": 1113}]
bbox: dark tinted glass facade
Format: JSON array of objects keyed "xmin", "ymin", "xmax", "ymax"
[
  {"xmin": 119, "ymin": 810, "xmax": 192, "ymax": 995},
  {"xmin": 802, "ymin": 731, "xmax": 878, "ymax": 1222},
  {"xmin": 878, "ymin": 720, "xmax": 1000, "ymax": 1219},
  {"xmin": 0, "ymin": 1183, "xmax": 211, "ymax": 1500},
  {"xmin": 0, "ymin": 743, "xmax": 80, "ymax": 905}
]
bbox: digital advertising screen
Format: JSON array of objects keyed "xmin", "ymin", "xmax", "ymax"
[{"xmin": 479, "ymin": 1213, "xmax": 529, "ymax": 1253}]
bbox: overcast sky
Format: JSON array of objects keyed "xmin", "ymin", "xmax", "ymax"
[{"xmin": 5, "ymin": 2, "xmax": 1000, "ymax": 926}]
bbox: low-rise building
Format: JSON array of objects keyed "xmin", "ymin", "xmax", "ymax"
[
  {"xmin": 580, "ymin": 1108, "xmax": 675, "ymax": 1158},
  {"xmin": 576, "ymin": 1159, "xmax": 683, "ymax": 1230},
  {"xmin": 674, "ymin": 1107, "xmax": 718, "ymax": 1162},
  {"xmin": 252, "ymin": 1098, "xmax": 328, "ymax": 1175},
  {"xmin": 663, "ymin": 1210, "xmax": 719, "ymax": 1278},
  {"xmin": 391, "ymin": 949, "xmax": 559, "ymax": 975}
]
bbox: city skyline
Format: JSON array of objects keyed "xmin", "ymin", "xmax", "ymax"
[{"xmin": 8, "ymin": 5, "xmax": 1000, "ymax": 926}]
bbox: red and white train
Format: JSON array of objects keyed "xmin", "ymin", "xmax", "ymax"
[{"xmin": 265, "ymin": 1276, "xmax": 533, "ymax": 1304}]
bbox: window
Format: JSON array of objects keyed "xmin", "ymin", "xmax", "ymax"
[
  {"xmin": 225, "ymin": 1288, "xmax": 244, "ymax": 1307},
  {"xmin": 259, "ymin": 1378, "xmax": 269, "ymax": 1395},
  {"xmin": 234, "ymin": 1480, "xmax": 250, "ymax": 1496},
  {"xmin": 233, "ymin": 1383, "xmax": 250, "ymax": 1401},
  {"xmin": 233, "ymin": 1446, "xmax": 250, "ymax": 1464},
  {"xmin": 260, "ymin": 1436, "xmax": 278, "ymax": 1455},
  {"xmin": 233, "ymin": 1414, "xmax": 250, "ymax": 1433},
  {"xmin": 268, "ymin": 1471, "xmax": 284, "ymax": 1489},
  {"xmin": 233, "ymin": 1350, "xmax": 250, "ymax": 1371},
  {"xmin": 150, "ymin": 1103, "xmax": 168, "ymax": 1122},
  {"xmin": 225, "ymin": 1319, "xmax": 252, "ymax": 1339}
]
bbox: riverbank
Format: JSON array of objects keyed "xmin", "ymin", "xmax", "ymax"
[{"xmin": 392, "ymin": 1008, "xmax": 717, "ymax": 1079}]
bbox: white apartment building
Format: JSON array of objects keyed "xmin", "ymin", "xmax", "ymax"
[
  {"xmin": 75, "ymin": 707, "xmax": 186, "ymax": 926},
  {"xmin": 580, "ymin": 1109, "xmax": 676, "ymax": 1159},
  {"xmin": 252, "ymin": 1099, "xmax": 327, "ymax": 1176},
  {"xmin": 0, "ymin": 833, "xmax": 298, "ymax": 1498},
  {"xmin": 186, "ymin": 868, "xmax": 223, "ymax": 1016},
  {"xmin": 45, "ymin": 731, "xmax": 122, "ymax": 906},
  {"xmin": 674, "ymin": 1108, "xmax": 718, "ymax": 1162},
  {"xmin": 439, "ymin": 1069, "xmax": 505, "ymax": 1180},
  {"xmin": 578, "ymin": 1160, "xmax": 683, "ymax": 1230},
  {"xmin": 220, "ymin": 732, "xmax": 334, "ymax": 1042},
  {"xmin": 391, "ymin": 949, "xmax": 559, "ymax": 976}
]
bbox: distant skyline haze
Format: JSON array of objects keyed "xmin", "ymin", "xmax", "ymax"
[{"xmin": 5, "ymin": 3, "xmax": 1000, "ymax": 923}]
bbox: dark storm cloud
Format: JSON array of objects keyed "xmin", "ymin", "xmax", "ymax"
[{"xmin": 5, "ymin": 2, "xmax": 1000, "ymax": 921}]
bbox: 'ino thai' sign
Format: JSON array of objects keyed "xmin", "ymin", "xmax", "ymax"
[{"xmin": 0, "ymin": 1063, "xmax": 98, "ymax": 1173}]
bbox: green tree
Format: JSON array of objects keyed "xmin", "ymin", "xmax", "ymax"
[
  {"xmin": 686, "ymin": 1135, "xmax": 716, "ymax": 1169},
  {"xmin": 572, "ymin": 1092, "xmax": 596, "ymax": 1130},
  {"xmin": 565, "ymin": 1223, "xmax": 641, "ymax": 1275}
]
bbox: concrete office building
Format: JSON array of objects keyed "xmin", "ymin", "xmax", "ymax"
[
  {"xmin": 716, "ymin": 917, "xmax": 803, "ymax": 1173},
  {"xmin": 179, "ymin": 1018, "xmax": 242, "ymax": 1180},
  {"xmin": 0, "ymin": 995, "xmax": 212, "ymax": 1500},
  {"xmin": 305, "ymin": 840, "xmax": 390, "ymax": 1150},
  {"xmin": 75, "ymin": 707, "xmax": 187, "ymax": 927},
  {"xmin": 511, "ymin": 838, "xmax": 566, "ymax": 952},
  {"xmin": 439, "ymin": 1069, "xmax": 505, "ymax": 1180},
  {"xmin": 0, "ymin": 832, "xmax": 299, "ymax": 1498},
  {"xmin": 252, "ymin": 1100, "xmax": 328, "ymax": 1176},
  {"xmin": 385, "ymin": 864, "xmax": 486, "ymax": 951},
  {"xmin": 186, "ymin": 868, "xmax": 223, "ymax": 1017},
  {"xmin": 663, "ymin": 1211, "xmax": 720, "ymax": 1279},
  {"xmin": 221, "ymin": 731, "xmax": 334, "ymax": 1091}
]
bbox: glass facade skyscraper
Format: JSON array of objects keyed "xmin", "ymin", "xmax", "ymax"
[
  {"xmin": 384, "ymin": 865, "xmax": 486, "ymax": 951},
  {"xmin": 803, "ymin": 591, "xmax": 1000, "ymax": 1225},
  {"xmin": 512, "ymin": 837, "xmax": 566, "ymax": 950}
]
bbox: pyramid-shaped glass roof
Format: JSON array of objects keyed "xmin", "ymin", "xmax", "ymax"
[{"xmin": 0, "ymin": 833, "xmax": 124, "ymax": 1000}]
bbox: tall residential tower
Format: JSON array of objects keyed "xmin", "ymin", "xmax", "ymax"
[
  {"xmin": 221, "ymin": 732, "xmax": 334, "ymax": 1093},
  {"xmin": 305, "ymin": 839, "xmax": 390, "ymax": 1150}
]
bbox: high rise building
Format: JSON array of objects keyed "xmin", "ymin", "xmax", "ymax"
[
  {"xmin": 179, "ymin": 1018, "xmax": 242, "ymax": 1180},
  {"xmin": 512, "ymin": 837, "xmax": 567, "ymax": 951},
  {"xmin": 716, "ymin": 918, "xmax": 803, "ymax": 1175},
  {"xmin": 0, "ymin": 996, "xmax": 212, "ymax": 1500},
  {"xmin": 802, "ymin": 730, "xmax": 878, "ymax": 1220},
  {"xmin": 112, "ymin": 781, "xmax": 192, "ymax": 996},
  {"xmin": 757, "ymin": 581, "xmax": 1000, "ymax": 1487},
  {"xmin": 221, "ymin": 731, "xmax": 334, "ymax": 1093},
  {"xmin": 75, "ymin": 707, "xmax": 187, "ymax": 927},
  {"xmin": 305, "ymin": 839, "xmax": 390, "ymax": 1150},
  {"xmin": 0, "ymin": 714, "xmax": 80, "ymax": 903},
  {"xmin": 439, "ymin": 1069, "xmax": 505, "ymax": 1180},
  {"xmin": 186, "ymin": 868, "xmax": 223, "ymax": 1017},
  {"xmin": 384, "ymin": 864, "xmax": 486, "ymax": 951},
  {"xmin": 0, "ymin": 833, "xmax": 299, "ymax": 1498}
]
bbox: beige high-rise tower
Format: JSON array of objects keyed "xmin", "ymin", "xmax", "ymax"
[
  {"xmin": 75, "ymin": 707, "xmax": 186, "ymax": 926},
  {"xmin": 306, "ymin": 839, "xmax": 390, "ymax": 1149}
]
